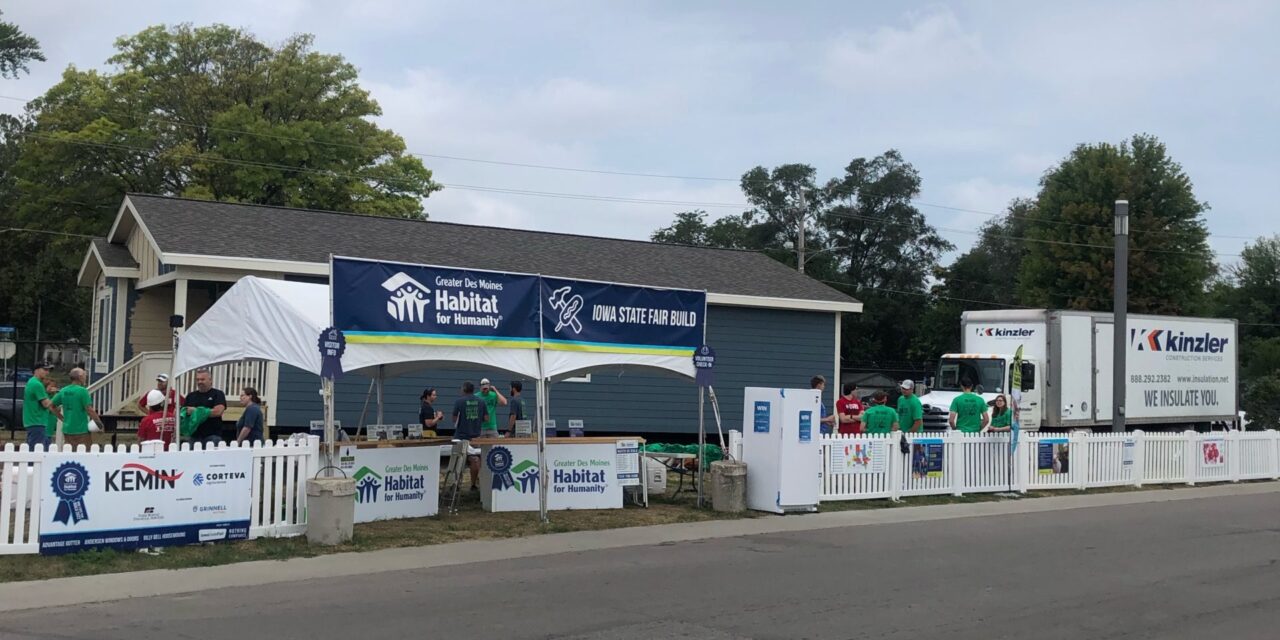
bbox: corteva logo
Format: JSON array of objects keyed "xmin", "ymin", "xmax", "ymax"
[
  {"xmin": 382, "ymin": 272, "xmax": 432, "ymax": 322},
  {"xmin": 1131, "ymin": 329, "xmax": 1230, "ymax": 353},
  {"xmin": 975, "ymin": 327, "xmax": 1036, "ymax": 338}
]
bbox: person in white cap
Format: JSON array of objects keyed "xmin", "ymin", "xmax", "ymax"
[
  {"xmin": 137, "ymin": 389, "xmax": 177, "ymax": 445},
  {"xmin": 896, "ymin": 380, "xmax": 924, "ymax": 433},
  {"xmin": 477, "ymin": 377, "xmax": 507, "ymax": 439},
  {"xmin": 137, "ymin": 373, "xmax": 181, "ymax": 413}
]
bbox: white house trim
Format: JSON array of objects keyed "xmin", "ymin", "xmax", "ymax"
[
  {"xmin": 160, "ymin": 253, "xmax": 331, "ymax": 275},
  {"xmin": 706, "ymin": 292, "xmax": 862, "ymax": 314},
  {"xmin": 77, "ymin": 242, "xmax": 141, "ymax": 287}
]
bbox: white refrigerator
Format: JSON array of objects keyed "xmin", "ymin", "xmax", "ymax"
[{"xmin": 742, "ymin": 387, "xmax": 821, "ymax": 514}]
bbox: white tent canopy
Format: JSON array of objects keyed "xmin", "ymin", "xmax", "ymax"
[
  {"xmin": 541, "ymin": 351, "xmax": 694, "ymax": 382},
  {"xmin": 173, "ymin": 277, "xmax": 541, "ymax": 379}
]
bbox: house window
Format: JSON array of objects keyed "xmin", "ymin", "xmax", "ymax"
[
  {"xmin": 94, "ymin": 285, "xmax": 111, "ymax": 368},
  {"xmin": 561, "ymin": 374, "xmax": 592, "ymax": 383}
]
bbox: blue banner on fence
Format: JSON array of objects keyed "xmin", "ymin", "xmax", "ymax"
[
  {"xmin": 332, "ymin": 256, "xmax": 541, "ymax": 349},
  {"xmin": 539, "ymin": 276, "xmax": 705, "ymax": 356}
]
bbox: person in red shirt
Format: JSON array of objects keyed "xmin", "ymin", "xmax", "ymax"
[
  {"xmin": 137, "ymin": 373, "xmax": 182, "ymax": 412},
  {"xmin": 137, "ymin": 389, "xmax": 178, "ymax": 446},
  {"xmin": 836, "ymin": 382, "xmax": 866, "ymax": 435}
]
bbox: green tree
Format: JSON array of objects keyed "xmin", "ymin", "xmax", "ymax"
[
  {"xmin": 1020, "ymin": 134, "xmax": 1214, "ymax": 313},
  {"xmin": 650, "ymin": 210, "xmax": 759, "ymax": 249},
  {"xmin": 0, "ymin": 23, "xmax": 441, "ymax": 340},
  {"xmin": 0, "ymin": 10, "xmax": 44, "ymax": 79},
  {"xmin": 1205, "ymin": 236, "xmax": 1280, "ymax": 428},
  {"xmin": 820, "ymin": 150, "xmax": 953, "ymax": 363}
]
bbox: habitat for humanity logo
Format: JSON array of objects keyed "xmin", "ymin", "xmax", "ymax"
[
  {"xmin": 511, "ymin": 459, "xmax": 539, "ymax": 493},
  {"xmin": 382, "ymin": 272, "xmax": 432, "ymax": 323},
  {"xmin": 354, "ymin": 466, "xmax": 382, "ymax": 503},
  {"xmin": 548, "ymin": 286, "xmax": 584, "ymax": 334},
  {"xmin": 1131, "ymin": 328, "xmax": 1230, "ymax": 353},
  {"xmin": 975, "ymin": 327, "xmax": 1035, "ymax": 338}
]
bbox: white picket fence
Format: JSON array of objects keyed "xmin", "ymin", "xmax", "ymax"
[
  {"xmin": 1, "ymin": 436, "xmax": 320, "ymax": 555},
  {"xmin": 821, "ymin": 430, "xmax": 1280, "ymax": 502}
]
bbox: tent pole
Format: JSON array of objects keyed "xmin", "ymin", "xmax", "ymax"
[
  {"xmin": 376, "ymin": 364, "xmax": 385, "ymax": 427},
  {"xmin": 697, "ymin": 385, "xmax": 705, "ymax": 508}
]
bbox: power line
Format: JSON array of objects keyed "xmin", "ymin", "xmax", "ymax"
[
  {"xmin": 15, "ymin": 132, "xmax": 1249, "ymax": 259},
  {"xmin": 0, "ymin": 227, "xmax": 96, "ymax": 238},
  {"xmin": 0, "ymin": 92, "xmax": 1260, "ymax": 242}
]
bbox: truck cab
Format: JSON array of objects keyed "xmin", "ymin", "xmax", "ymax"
[{"xmin": 919, "ymin": 354, "xmax": 1042, "ymax": 430}]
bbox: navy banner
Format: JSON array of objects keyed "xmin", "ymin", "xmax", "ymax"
[
  {"xmin": 540, "ymin": 276, "xmax": 705, "ymax": 356},
  {"xmin": 332, "ymin": 256, "xmax": 540, "ymax": 349}
]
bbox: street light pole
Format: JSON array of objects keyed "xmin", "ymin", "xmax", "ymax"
[
  {"xmin": 795, "ymin": 188, "xmax": 807, "ymax": 274},
  {"xmin": 1112, "ymin": 200, "xmax": 1129, "ymax": 433}
]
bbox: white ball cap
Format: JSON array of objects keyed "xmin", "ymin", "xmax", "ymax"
[
  {"xmin": 900, "ymin": 379, "xmax": 915, "ymax": 390},
  {"xmin": 480, "ymin": 378, "xmax": 491, "ymax": 385},
  {"xmin": 146, "ymin": 389, "xmax": 166, "ymax": 407}
]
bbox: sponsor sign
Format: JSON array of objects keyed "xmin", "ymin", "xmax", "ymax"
[
  {"xmin": 828, "ymin": 440, "xmax": 886, "ymax": 475},
  {"xmin": 39, "ymin": 450, "xmax": 251, "ymax": 555},
  {"xmin": 1125, "ymin": 319, "xmax": 1236, "ymax": 420},
  {"xmin": 798, "ymin": 411, "xmax": 812, "ymax": 443},
  {"xmin": 540, "ymin": 276, "xmax": 705, "ymax": 357},
  {"xmin": 332, "ymin": 256, "xmax": 540, "ymax": 349},
  {"xmin": 337, "ymin": 446, "xmax": 439, "ymax": 522},
  {"xmin": 481, "ymin": 443, "xmax": 622, "ymax": 511}
]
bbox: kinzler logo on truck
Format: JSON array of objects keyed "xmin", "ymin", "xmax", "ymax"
[
  {"xmin": 1131, "ymin": 329, "xmax": 1229, "ymax": 353},
  {"xmin": 975, "ymin": 327, "xmax": 1035, "ymax": 337}
]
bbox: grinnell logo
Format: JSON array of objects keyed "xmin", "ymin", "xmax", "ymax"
[
  {"xmin": 382, "ymin": 272, "xmax": 432, "ymax": 323},
  {"xmin": 1131, "ymin": 329, "xmax": 1230, "ymax": 353},
  {"xmin": 975, "ymin": 327, "xmax": 1035, "ymax": 338}
]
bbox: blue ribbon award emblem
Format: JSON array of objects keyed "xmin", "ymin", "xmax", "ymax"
[
  {"xmin": 486, "ymin": 446, "xmax": 516, "ymax": 491},
  {"xmin": 318, "ymin": 327, "xmax": 346, "ymax": 380},
  {"xmin": 50, "ymin": 461, "xmax": 90, "ymax": 525}
]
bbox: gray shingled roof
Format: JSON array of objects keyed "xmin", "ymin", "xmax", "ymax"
[
  {"xmin": 93, "ymin": 237, "xmax": 139, "ymax": 269},
  {"xmin": 125, "ymin": 194, "xmax": 858, "ymax": 304}
]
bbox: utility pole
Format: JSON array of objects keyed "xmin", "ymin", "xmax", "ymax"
[
  {"xmin": 795, "ymin": 187, "xmax": 807, "ymax": 274},
  {"xmin": 1112, "ymin": 200, "xmax": 1129, "ymax": 433},
  {"xmin": 35, "ymin": 299, "xmax": 42, "ymax": 366}
]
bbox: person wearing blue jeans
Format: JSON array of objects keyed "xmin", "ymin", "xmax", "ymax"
[{"xmin": 23, "ymin": 363, "xmax": 59, "ymax": 450}]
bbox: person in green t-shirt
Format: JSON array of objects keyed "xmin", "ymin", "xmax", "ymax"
[
  {"xmin": 43, "ymin": 380, "xmax": 61, "ymax": 439},
  {"xmin": 51, "ymin": 368, "xmax": 103, "ymax": 448},
  {"xmin": 22, "ymin": 363, "xmax": 59, "ymax": 449},
  {"xmin": 896, "ymin": 380, "xmax": 924, "ymax": 433},
  {"xmin": 988, "ymin": 394, "xmax": 1012, "ymax": 432},
  {"xmin": 859, "ymin": 391, "xmax": 900, "ymax": 434},
  {"xmin": 477, "ymin": 378, "xmax": 507, "ymax": 437},
  {"xmin": 948, "ymin": 379, "xmax": 989, "ymax": 433}
]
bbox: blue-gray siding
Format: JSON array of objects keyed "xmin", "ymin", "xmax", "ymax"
[{"xmin": 275, "ymin": 305, "xmax": 837, "ymax": 435}]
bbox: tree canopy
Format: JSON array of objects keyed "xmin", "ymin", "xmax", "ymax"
[
  {"xmin": 0, "ymin": 10, "xmax": 44, "ymax": 79},
  {"xmin": 0, "ymin": 23, "xmax": 441, "ymax": 341}
]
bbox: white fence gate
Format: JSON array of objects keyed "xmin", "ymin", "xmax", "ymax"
[
  {"xmin": 1, "ymin": 436, "xmax": 320, "ymax": 555},
  {"xmin": 820, "ymin": 430, "xmax": 1280, "ymax": 502}
]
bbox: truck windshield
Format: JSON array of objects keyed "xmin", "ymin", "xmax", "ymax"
[{"xmin": 935, "ymin": 358, "xmax": 1005, "ymax": 394}]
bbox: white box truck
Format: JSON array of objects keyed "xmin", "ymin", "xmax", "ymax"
[{"xmin": 917, "ymin": 310, "xmax": 1238, "ymax": 430}]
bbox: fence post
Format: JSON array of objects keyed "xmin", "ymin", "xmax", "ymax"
[
  {"xmin": 1015, "ymin": 432, "xmax": 1028, "ymax": 494},
  {"xmin": 1227, "ymin": 429, "xmax": 1241, "ymax": 483},
  {"xmin": 1184, "ymin": 430, "xmax": 1198, "ymax": 486},
  {"xmin": 1270, "ymin": 430, "xmax": 1279, "ymax": 481},
  {"xmin": 1132, "ymin": 430, "xmax": 1145, "ymax": 488},
  {"xmin": 1072, "ymin": 430, "xmax": 1088, "ymax": 491},
  {"xmin": 951, "ymin": 431, "xmax": 965, "ymax": 497},
  {"xmin": 887, "ymin": 433, "xmax": 901, "ymax": 502}
]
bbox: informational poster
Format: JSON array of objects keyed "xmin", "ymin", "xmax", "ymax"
[
  {"xmin": 568, "ymin": 419, "xmax": 585, "ymax": 437},
  {"xmin": 481, "ymin": 443, "xmax": 622, "ymax": 511},
  {"xmin": 615, "ymin": 439, "xmax": 641, "ymax": 487},
  {"xmin": 828, "ymin": 441, "xmax": 886, "ymax": 475},
  {"xmin": 1200, "ymin": 437, "xmax": 1226, "ymax": 469},
  {"xmin": 337, "ymin": 446, "xmax": 439, "ymax": 523},
  {"xmin": 798, "ymin": 411, "xmax": 812, "ymax": 443},
  {"xmin": 753, "ymin": 401, "xmax": 771, "ymax": 433},
  {"xmin": 1122, "ymin": 438, "xmax": 1136, "ymax": 467},
  {"xmin": 1038, "ymin": 439, "xmax": 1070, "ymax": 475},
  {"xmin": 911, "ymin": 439, "xmax": 944, "ymax": 479},
  {"xmin": 39, "ymin": 449, "xmax": 252, "ymax": 555}
]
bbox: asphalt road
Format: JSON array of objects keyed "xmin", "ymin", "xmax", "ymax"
[{"xmin": 4, "ymin": 492, "xmax": 1280, "ymax": 640}]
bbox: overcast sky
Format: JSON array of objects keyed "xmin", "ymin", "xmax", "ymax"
[{"xmin": 4, "ymin": 1, "xmax": 1277, "ymax": 265}]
